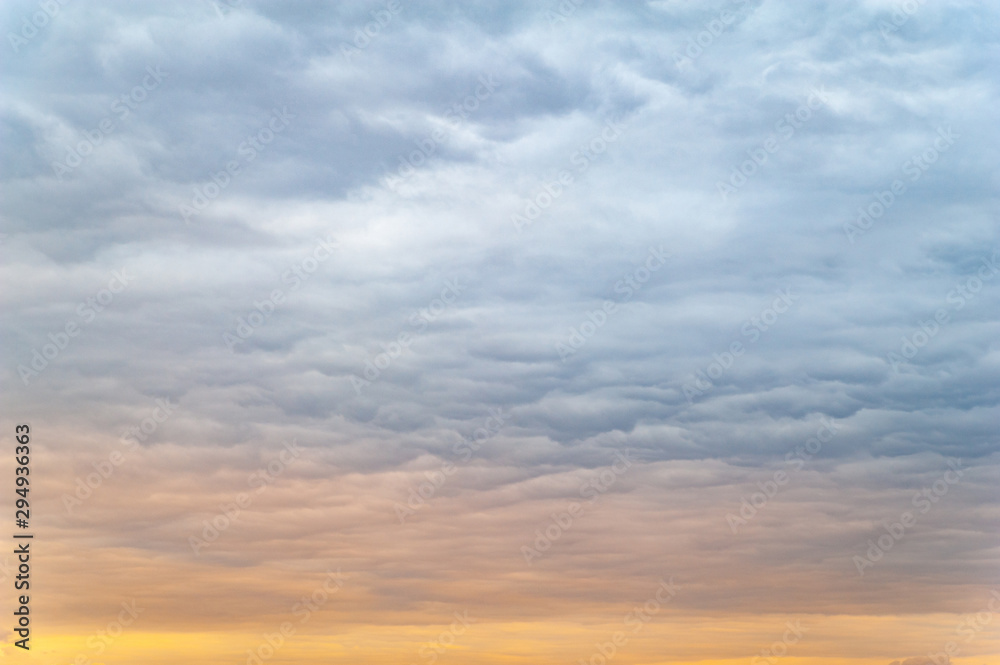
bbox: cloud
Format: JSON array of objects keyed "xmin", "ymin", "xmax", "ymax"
[{"xmin": 2, "ymin": 1, "xmax": 998, "ymax": 661}]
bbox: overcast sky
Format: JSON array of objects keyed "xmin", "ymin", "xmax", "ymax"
[{"xmin": 1, "ymin": 1, "xmax": 998, "ymax": 664}]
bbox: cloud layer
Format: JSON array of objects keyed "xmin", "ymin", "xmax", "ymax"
[{"xmin": 1, "ymin": 1, "xmax": 998, "ymax": 663}]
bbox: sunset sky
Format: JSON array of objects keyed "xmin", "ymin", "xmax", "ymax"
[{"xmin": 1, "ymin": 1, "xmax": 999, "ymax": 664}]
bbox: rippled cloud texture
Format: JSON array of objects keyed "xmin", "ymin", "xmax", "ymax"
[{"xmin": 1, "ymin": 1, "xmax": 998, "ymax": 663}]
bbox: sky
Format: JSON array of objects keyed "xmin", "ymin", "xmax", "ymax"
[{"xmin": 1, "ymin": 0, "xmax": 999, "ymax": 664}]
